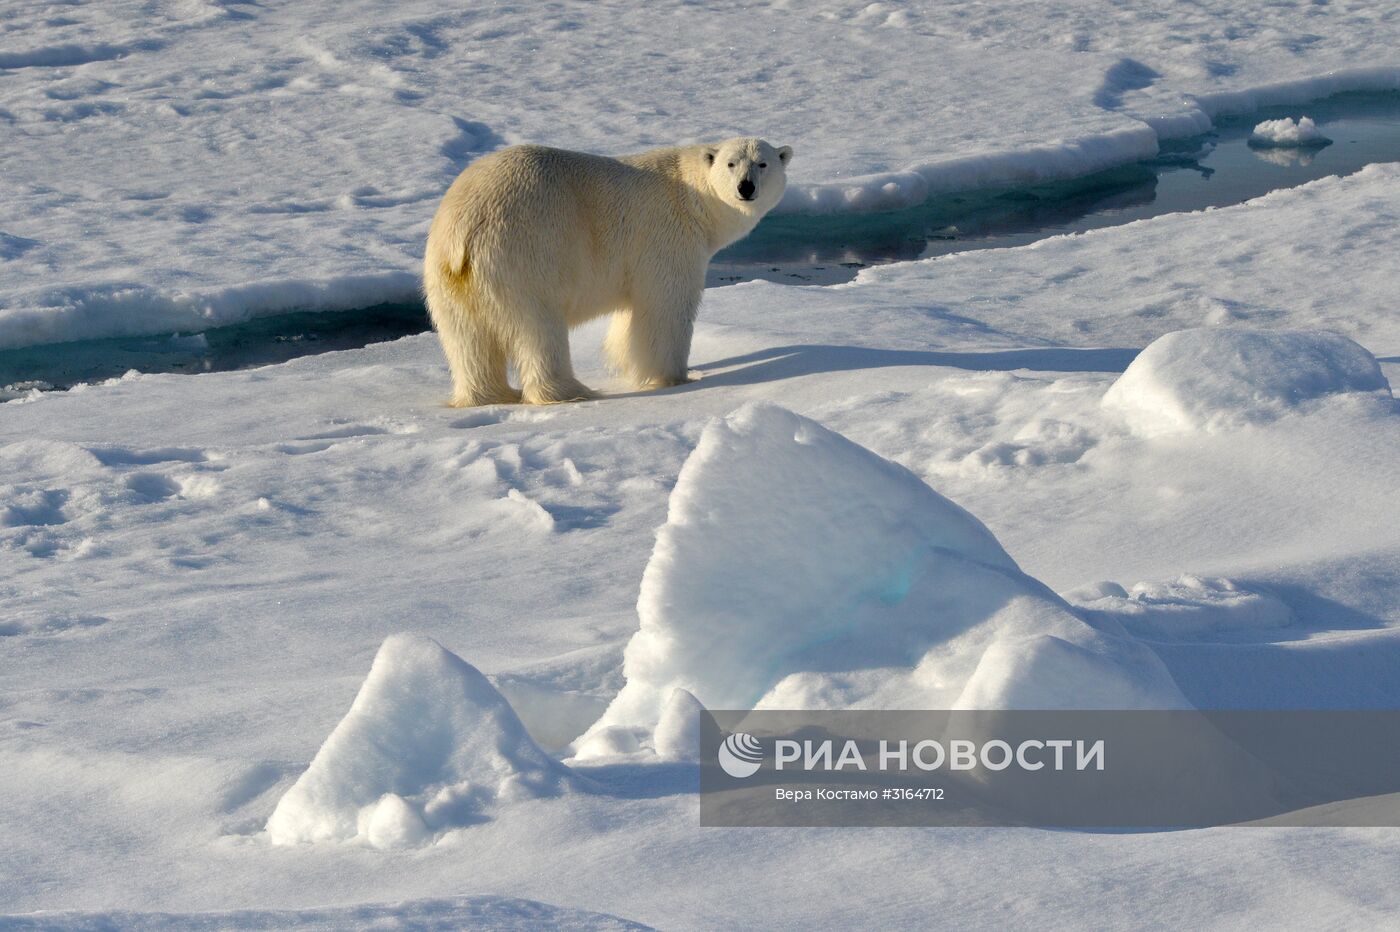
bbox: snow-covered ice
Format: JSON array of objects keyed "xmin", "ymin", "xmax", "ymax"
[
  {"xmin": 6, "ymin": 1, "xmax": 1400, "ymax": 927},
  {"xmin": 5, "ymin": 155, "xmax": 1400, "ymax": 926},
  {"xmin": 1250, "ymin": 116, "xmax": 1331, "ymax": 147},
  {"xmin": 5, "ymin": 0, "xmax": 1400, "ymax": 347}
]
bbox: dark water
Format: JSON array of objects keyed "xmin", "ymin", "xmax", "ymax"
[
  {"xmin": 0, "ymin": 304, "xmax": 428, "ymax": 399},
  {"xmin": 4, "ymin": 91, "xmax": 1399, "ymax": 395},
  {"xmin": 711, "ymin": 90, "xmax": 1400, "ymax": 285}
]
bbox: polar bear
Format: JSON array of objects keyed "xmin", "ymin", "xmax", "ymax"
[{"xmin": 423, "ymin": 137, "xmax": 793, "ymax": 406}]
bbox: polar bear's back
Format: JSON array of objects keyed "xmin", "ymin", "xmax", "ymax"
[
  {"xmin": 426, "ymin": 145, "xmax": 704, "ymax": 318},
  {"xmin": 450, "ymin": 145, "xmax": 635, "ymax": 221}
]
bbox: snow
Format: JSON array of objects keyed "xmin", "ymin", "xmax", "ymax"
[
  {"xmin": 1064, "ymin": 576, "xmax": 1295, "ymax": 639},
  {"xmin": 265, "ymin": 633, "xmax": 571, "ymax": 848},
  {"xmin": 1101, "ymin": 328, "xmax": 1393, "ymax": 437},
  {"xmin": 1250, "ymin": 116, "xmax": 1331, "ymax": 147},
  {"xmin": 6, "ymin": 1, "xmax": 1400, "ymax": 927},
  {"xmin": 2, "ymin": 896, "xmax": 650, "ymax": 931},
  {"xmin": 4, "ymin": 0, "xmax": 1400, "ymax": 347}
]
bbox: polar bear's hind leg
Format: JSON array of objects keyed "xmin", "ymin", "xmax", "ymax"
[{"xmin": 425, "ymin": 276, "xmax": 521, "ymax": 408}]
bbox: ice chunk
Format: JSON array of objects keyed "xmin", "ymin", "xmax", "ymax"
[
  {"xmin": 1103, "ymin": 328, "xmax": 1391, "ymax": 436},
  {"xmin": 653, "ymin": 688, "xmax": 706, "ymax": 761},
  {"xmin": 358, "ymin": 793, "xmax": 431, "ymax": 850},
  {"xmin": 266, "ymin": 633, "xmax": 570, "ymax": 847},
  {"xmin": 1249, "ymin": 116, "xmax": 1330, "ymax": 148},
  {"xmin": 576, "ymin": 405, "xmax": 1184, "ymax": 753}
]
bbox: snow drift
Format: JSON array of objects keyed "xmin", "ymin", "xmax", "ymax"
[
  {"xmin": 1102, "ymin": 328, "xmax": 1392, "ymax": 437},
  {"xmin": 1064, "ymin": 576, "xmax": 1294, "ymax": 638},
  {"xmin": 1249, "ymin": 116, "xmax": 1330, "ymax": 147},
  {"xmin": 574, "ymin": 404, "xmax": 1184, "ymax": 758},
  {"xmin": 266, "ymin": 633, "xmax": 572, "ymax": 847}
]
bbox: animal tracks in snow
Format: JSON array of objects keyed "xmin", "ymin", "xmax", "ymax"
[
  {"xmin": 0, "ymin": 39, "xmax": 166, "ymax": 71},
  {"xmin": 0, "ymin": 613, "xmax": 108, "ymax": 638},
  {"xmin": 88, "ymin": 446, "xmax": 209, "ymax": 467},
  {"xmin": 1, "ymin": 443, "xmax": 225, "ymax": 560},
  {"xmin": 450, "ymin": 408, "xmax": 557, "ymax": 430},
  {"xmin": 276, "ymin": 420, "xmax": 418, "ymax": 455},
  {"xmin": 124, "ymin": 473, "xmax": 181, "ymax": 504},
  {"xmin": 2, "ymin": 488, "xmax": 71, "ymax": 528}
]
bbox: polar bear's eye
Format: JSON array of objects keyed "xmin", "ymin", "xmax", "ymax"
[
  {"xmin": 727, "ymin": 162, "xmax": 735, "ymax": 168},
  {"xmin": 758, "ymin": 162, "xmax": 768, "ymax": 169}
]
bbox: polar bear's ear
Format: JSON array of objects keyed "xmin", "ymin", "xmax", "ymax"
[
  {"xmin": 704, "ymin": 147, "xmax": 717, "ymax": 165},
  {"xmin": 777, "ymin": 145, "xmax": 793, "ymax": 165}
]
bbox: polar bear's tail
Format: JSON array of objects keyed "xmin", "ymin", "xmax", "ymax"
[{"xmin": 423, "ymin": 235, "xmax": 521, "ymax": 408}]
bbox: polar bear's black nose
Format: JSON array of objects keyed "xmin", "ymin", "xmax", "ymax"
[{"xmin": 737, "ymin": 178, "xmax": 756, "ymax": 200}]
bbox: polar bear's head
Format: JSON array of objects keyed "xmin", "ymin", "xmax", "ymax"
[{"xmin": 702, "ymin": 137, "xmax": 793, "ymax": 214}]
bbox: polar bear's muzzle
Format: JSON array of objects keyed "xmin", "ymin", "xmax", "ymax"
[{"xmin": 737, "ymin": 178, "xmax": 756, "ymax": 201}]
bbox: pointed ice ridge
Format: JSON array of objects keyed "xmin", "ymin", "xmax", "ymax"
[{"xmin": 267, "ymin": 633, "xmax": 571, "ymax": 847}]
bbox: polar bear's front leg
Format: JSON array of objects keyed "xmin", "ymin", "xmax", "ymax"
[{"xmin": 611, "ymin": 271, "xmax": 703, "ymax": 390}]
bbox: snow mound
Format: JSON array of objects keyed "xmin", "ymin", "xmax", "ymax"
[
  {"xmin": 1102, "ymin": 328, "xmax": 1392, "ymax": 436},
  {"xmin": 1249, "ymin": 116, "xmax": 1330, "ymax": 147},
  {"xmin": 266, "ymin": 634, "xmax": 571, "ymax": 847},
  {"xmin": 575, "ymin": 405, "xmax": 1184, "ymax": 755}
]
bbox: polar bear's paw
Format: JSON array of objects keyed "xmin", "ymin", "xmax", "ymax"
[
  {"xmin": 522, "ymin": 378, "xmax": 597, "ymax": 406},
  {"xmin": 635, "ymin": 371, "xmax": 698, "ymax": 391},
  {"xmin": 448, "ymin": 386, "xmax": 524, "ymax": 408}
]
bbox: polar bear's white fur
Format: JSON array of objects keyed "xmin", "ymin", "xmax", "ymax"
[{"xmin": 423, "ymin": 137, "xmax": 792, "ymax": 406}]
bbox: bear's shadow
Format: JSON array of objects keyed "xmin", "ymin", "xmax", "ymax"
[{"xmin": 654, "ymin": 343, "xmax": 1141, "ymax": 394}]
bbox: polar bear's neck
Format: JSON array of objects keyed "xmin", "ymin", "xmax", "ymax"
[
  {"xmin": 622, "ymin": 147, "xmax": 764, "ymax": 256},
  {"xmin": 697, "ymin": 194, "xmax": 764, "ymax": 253}
]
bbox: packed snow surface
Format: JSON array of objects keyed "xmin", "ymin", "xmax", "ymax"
[
  {"xmin": 1250, "ymin": 116, "xmax": 1331, "ymax": 147},
  {"xmin": 1101, "ymin": 328, "xmax": 1393, "ymax": 437},
  {"xmin": 4, "ymin": 0, "xmax": 1400, "ymax": 347},
  {"xmin": 5, "ymin": 157, "xmax": 1400, "ymax": 929}
]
